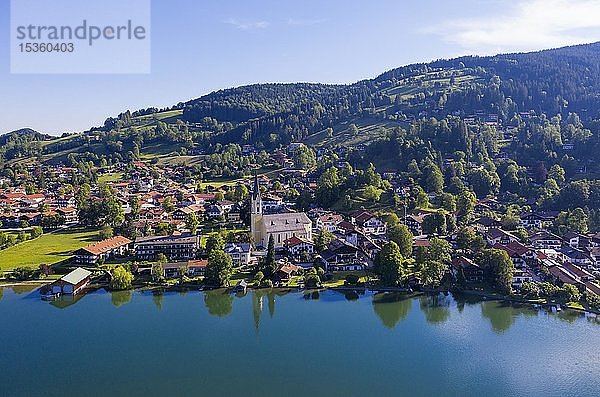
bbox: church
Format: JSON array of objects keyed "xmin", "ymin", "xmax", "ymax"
[{"xmin": 250, "ymin": 176, "xmax": 312, "ymax": 249}]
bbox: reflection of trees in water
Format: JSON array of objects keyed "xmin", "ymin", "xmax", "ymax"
[
  {"xmin": 303, "ymin": 291, "xmax": 320, "ymax": 300},
  {"xmin": 480, "ymin": 301, "xmax": 539, "ymax": 333},
  {"xmin": 152, "ymin": 291, "xmax": 164, "ymax": 311},
  {"xmin": 372, "ymin": 293, "xmax": 412, "ymax": 329},
  {"xmin": 344, "ymin": 291, "xmax": 360, "ymax": 301},
  {"xmin": 204, "ymin": 290, "xmax": 233, "ymax": 317},
  {"xmin": 0, "ymin": 287, "xmax": 3, "ymax": 302},
  {"xmin": 252, "ymin": 291, "xmax": 264, "ymax": 331},
  {"xmin": 11, "ymin": 284, "xmax": 38, "ymax": 294},
  {"xmin": 267, "ymin": 291, "xmax": 275, "ymax": 318},
  {"xmin": 419, "ymin": 294, "xmax": 451, "ymax": 325},
  {"xmin": 451, "ymin": 292, "xmax": 484, "ymax": 313},
  {"xmin": 555, "ymin": 309, "xmax": 582, "ymax": 324},
  {"xmin": 111, "ymin": 290, "xmax": 133, "ymax": 308}
]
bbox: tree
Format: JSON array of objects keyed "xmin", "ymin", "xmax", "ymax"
[
  {"xmin": 424, "ymin": 163, "xmax": 444, "ymax": 193},
  {"xmin": 557, "ymin": 284, "xmax": 581, "ymax": 303},
  {"xmin": 373, "ymin": 241, "xmax": 405, "ymax": 286},
  {"xmin": 421, "ymin": 261, "xmax": 448, "ymax": 289},
  {"xmin": 205, "ymin": 250, "xmax": 234, "ymax": 287},
  {"xmin": 261, "ymin": 235, "xmax": 277, "ymax": 278},
  {"xmin": 316, "ymin": 166, "xmax": 342, "ymax": 207},
  {"xmin": 253, "ymin": 271, "xmax": 264, "ymax": 285},
  {"xmin": 481, "ymin": 249, "xmax": 515, "ymax": 294},
  {"xmin": 548, "ymin": 164, "xmax": 566, "ymax": 185},
  {"xmin": 292, "ymin": 144, "xmax": 316, "ymax": 170},
  {"xmin": 388, "ymin": 223, "xmax": 413, "ymax": 258},
  {"xmin": 315, "ymin": 229, "xmax": 335, "ymax": 253},
  {"xmin": 99, "ymin": 225, "xmax": 113, "ymax": 240},
  {"xmin": 110, "ymin": 266, "xmax": 134, "ymax": 290},
  {"xmin": 205, "ymin": 233, "xmax": 225, "ymax": 253},
  {"xmin": 30, "ymin": 226, "xmax": 43, "ymax": 239},
  {"xmin": 422, "ymin": 211, "xmax": 447, "ymax": 235},
  {"xmin": 186, "ymin": 212, "xmax": 199, "ymax": 235},
  {"xmin": 428, "ymin": 237, "xmax": 452, "ymax": 263},
  {"xmin": 152, "ymin": 254, "xmax": 167, "ymax": 282},
  {"xmin": 162, "ymin": 196, "xmax": 175, "ymax": 212},
  {"xmin": 456, "ymin": 190, "xmax": 476, "ymax": 224},
  {"xmin": 520, "ymin": 282, "xmax": 540, "ymax": 298}
]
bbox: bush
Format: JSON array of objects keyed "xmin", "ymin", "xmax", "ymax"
[
  {"xmin": 345, "ymin": 274, "xmax": 360, "ymax": 285},
  {"xmin": 12, "ymin": 267, "xmax": 35, "ymax": 281},
  {"xmin": 305, "ymin": 274, "xmax": 320, "ymax": 288},
  {"xmin": 260, "ymin": 279, "xmax": 273, "ymax": 288},
  {"xmin": 519, "ymin": 282, "xmax": 539, "ymax": 299}
]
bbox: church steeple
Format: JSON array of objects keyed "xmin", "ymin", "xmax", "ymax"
[{"xmin": 250, "ymin": 173, "xmax": 263, "ymax": 248}]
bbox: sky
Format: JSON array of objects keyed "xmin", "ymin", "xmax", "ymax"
[{"xmin": 1, "ymin": 0, "xmax": 600, "ymax": 135}]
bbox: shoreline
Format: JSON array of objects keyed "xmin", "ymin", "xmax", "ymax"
[{"xmin": 3, "ymin": 280, "xmax": 599, "ymax": 316}]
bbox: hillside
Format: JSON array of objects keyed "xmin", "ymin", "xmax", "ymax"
[{"xmin": 3, "ymin": 42, "xmax": 600, "ymax": 169}]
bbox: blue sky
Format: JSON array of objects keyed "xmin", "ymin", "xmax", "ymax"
[{"xmin": 1, "ymin": 0, "xmax": 600, "ymax": 135}]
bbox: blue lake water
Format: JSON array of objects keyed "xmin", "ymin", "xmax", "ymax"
[{"xmin": 1, "ymin": 286, "xmax": 598, "ymax": 397}]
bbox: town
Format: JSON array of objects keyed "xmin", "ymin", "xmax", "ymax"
[{"xmin": 1, "ymin": 137, "xmax": 599, "ymax": 314}]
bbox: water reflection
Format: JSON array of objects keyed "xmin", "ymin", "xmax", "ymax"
[
  {"xmin": 480, "ymin": 301, "xmax": 538, "ymax": 333},
  {"xmin": 204, "ymin": 290, "xmax": 233, "ymax": 317},
  {"xmin": 49, "ymin": 293, "xmax": 85, "ymax": 309},
  {"xmin": 252, "ymin": 291, "xmax": 264, "ymax": 330},
  {"xmin": 0, "ymin": 287, "xmax": 4, "ymax": 303},
  {"xmin": 419, "ymin": 294, "xmax": 451, "ymax": 325},
  {"xmin": 344, "ymin": 291, "xmax": 360, "ymax": 301},
  {"xmin": 111, "ymin": 290, "xmax": 133, "ymax": 308},
  {"xmin": 152, "ymin": 291, "xmax": 164, "ymax": 311},
  {"xmin": 372, "ymin": 293, "xmax": 413, "ymax": 329},
  {"xmin": 303, "ymin": 291, "xmax": 320, "ymax": 300}
]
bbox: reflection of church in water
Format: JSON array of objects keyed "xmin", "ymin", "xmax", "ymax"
[{"xmin": 250, "ymin": 176, "xmax": 312, "ymax": 249}]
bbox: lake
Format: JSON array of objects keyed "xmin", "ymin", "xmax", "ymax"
[{"xmin": 1, "ymin": 285, "xmax": 599, "ymax": 397}]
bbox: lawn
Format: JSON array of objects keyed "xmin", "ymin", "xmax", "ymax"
[
  {"xmin": 98, "ymin": 172, "xmax": 123, "ymax": 183},
  {"xmin": 0, "ymin": 228, "xmax": 100, "ymax": 270}
]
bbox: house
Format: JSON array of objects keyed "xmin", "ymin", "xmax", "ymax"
[
  {"xmin": 351, "ymin": 211, "xmax": 386, "ymax": 236},
  {"xmin": 49, "ymin": 267, "xmax": 92, "ymax": 295},
  {"xmin": 450, "ymin": 256, "xmax": 484, "ymax": 283},
  {"xmin": 405, "ymin": 213, "xmax": 427, "ymax": 236},
  {"xmin": 284, "ymin": 236, "xmax": 315, "ymax": 257},
  {"xmin": 74, "ymin": 236, "xmax": 132, "ymax": 265},
  {"xmin": 274, "ymin": 261, "xmax": 301, "ymax": 281},
  {"xmin": 162, "ymin": 259, "xmax": 208, "ymax": 279},
  {"xmin": 224, "ymin": 243, "xmax": 252, "ymax": 267},
  {"xmin": 135, "ymin": 233, "xmax": 200, "ymax": 261},
  {"xmin": 563, "ymin": 231, "xmax": 591, "ymax": 249},
  {"xmin": 529, "ymin": 231, "xmax": 562, "ymax": 250},
  {"xmin": 474, "ymin": 216, "xmax": 501, "ymax": 233},
  {"xmin": 172, "ymin": 205, "xmax": 204, "ymax": 221},
  {"xmin": 485, "ymin": 228, "xmax": 519, "ymax": 246},
  {"xmin": 56, "ymin": 207, "xmax": 78, "ymax": 224},
  {"xmin": 564, "ymin": 263, "xmax": 596, "ymax": 282},
  {"xmin": 320, "ymin": 239, "xmax": 365, "ymax": 271},
  {"xmin": 559, "ymin": 246, "xmax": 593, "ymax": 268},
  {"xmin": 492, "ymin": 241, "xmax": 535, "ymax": 268},
  {"xmin": 261, "ymin": 194, "xmax": 284, "ymax": 212},
  {"xmin": 520, "ymin": 211, "xmax": 558, "ymax": 229},
  {"xmin": 546, "ymin": 264, "xmax": 585, "ymax": 290},
  {"xmin": 315, "ymin": 212, "xmax": 344, "ymax": 232},
  {"xmin": 512, "ymin": 269, "xmax": 533, "ymax": 288}
]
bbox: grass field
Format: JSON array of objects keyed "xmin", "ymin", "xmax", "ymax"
[
  {"xmin": 0, "ymin": 228, "xmax": 100, "ymax": 271},
  {"xmin": 98, "ymin": 172, "xmax": 123, "ymax": 183}
]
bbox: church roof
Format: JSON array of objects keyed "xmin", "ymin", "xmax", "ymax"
[{"xmin": 262, "ymin": 213, "xmax": 311, "ymax": 233}]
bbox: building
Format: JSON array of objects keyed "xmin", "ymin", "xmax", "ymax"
[
  {"xmin": 135, "ymin": 233, "xmax": 200, "ymax": 261},
  {"xmin": 351, "ymin": 210, "xmax": 386, "ymax": 236},
  {"xmin": 49, "ymin": 267, "xmax": 92, "ymax": 295},
  {"xmin": 74, "ymin": 236, "xmax": 132, "ymax": 265},
  {"xmin": 224, "ymin": 243, "xmax": 252, "ymax": 267},
  {"xmin": 320, "ymin": 239, "xmax": 365, "ymax": 271},
  {"xmin": 529, "ymin": 231, "xmax": 562, "ymax": 250},
  {"xmin": 315, "ymin": 212, "xmax": 344, "ymax": 232},
  {"xmin": 162, "ymin": 260, "xmax": 208, "ymax": 279},
  {"xmin": 284, "ymin": 236, "xmax": 315, "ymax": 257},
  {"xmin": 250, "ymin": 176, "xmax": 312, "ymax": 248},
  {"xmin": 450, "ymin": 256, "xmax": 484, "ymax": 283},
  {"xmin": 485, "ymin": 228, "xmax": 519, "ymax": 246}
]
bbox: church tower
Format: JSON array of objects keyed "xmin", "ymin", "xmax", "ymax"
[{"xmin": 250, "ymin": 174, "xmax": 263, "ymax": 248}]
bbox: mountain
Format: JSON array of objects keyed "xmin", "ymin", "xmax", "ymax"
[{"xmin": 3, "ymin": 42, "xmax": 600, "ymax": 167}]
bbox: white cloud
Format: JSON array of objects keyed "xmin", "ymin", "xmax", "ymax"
[
  {"xmin": 223, "ymin": 18, "xmax": 269, "ymax": 30},
  {"xmin": 286, "ymin": 18, "xmax": 326, "ymax": 26},
  {"xmin": 425, "ymin": 0, "xmax": 600, "ymax": 54}
]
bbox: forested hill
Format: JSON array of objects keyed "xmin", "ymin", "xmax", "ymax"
[{"xmin": 4, "ymin": 42, "xmax": 600, "ymax": 170}]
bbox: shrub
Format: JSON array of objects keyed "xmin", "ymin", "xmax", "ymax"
[{"xmin": 345, "ymin": 274, "xmax": 360, "ymax": 285}]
